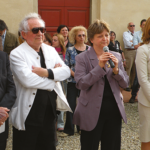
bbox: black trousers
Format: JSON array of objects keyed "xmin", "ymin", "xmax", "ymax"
[
  {"xmin": 80, "ymin": 98, "xmax": 122, "ymax": 150},
  {"xmin": 0, "ymin": 140, "xmax": 7, "ymax": 150},
  {"xmin": 131, "ymin": 69, "xmax": 139, "ymax": 98},
  {"xmin": 13, "ymin": 114, "xmax": 56, "ymax": 150},
  {"xmin": 64, "ymin": 82, "xmax": 80, "ymax": 135}
]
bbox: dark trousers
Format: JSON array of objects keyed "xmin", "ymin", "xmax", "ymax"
[
  {"xmin": 13, "ymin": 115, "xmax": 56, "ymax": 150},
  {"xmin": 131, "ymin": 69, "xmax": 139, "ymax": 98},
  {"xmin": 64, "ymin": 82, "xmax": 80, "ymax": 135},
  {"xmin": 0, "ymin": 140, "xmax": 7, "ymax": 150},
  {"xmin": 80, "ymin": 99, "xmax": 122, "ymax": 150}
]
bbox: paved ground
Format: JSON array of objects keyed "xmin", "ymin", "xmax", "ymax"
[{"xmin": 6, "ymin": 90, "xmax": 141, "ymax": 150}]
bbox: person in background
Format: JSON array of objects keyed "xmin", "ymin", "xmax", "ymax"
[
  {"xmin": 18, "ymin": 31, "xmax": 24, "ymax": 44},
  {"xmin": 57, "ymin": 25, "xmax": 73, "ymax": 48},
  {"xmin": 108, "ymin": 31, "xmax": 126, "ymax": 67},
  {"xmin": 0, "ymin": 19, "xmax": 19, "ymax": 55},
  {"xmin": 44, "ymin": 32, "xmax": 52, "ymax": 46},
  {"xmin": 73, "ymin": 19, "xmax": 129, "ymax": 150},
  {"xmin": 123, "ymin": 22, "xmax": 136, "ymax": 91},
  {"xmin": 135, "ymin": 17, "xmax": 150, "ymax": 150},
  {"xmin": 0, "ymin": 36, "xmax": 16, "ymax": 150},
  {"xmin": 129, "ymin": 19, "xmax": 146, "ymax": 103},
  {"xmin": 52, "ymin": 33, "xmax": 66, "ymax": 132},
  {"xmin": 59, "ymin": 26, "xmax": 90, "ymax": 137},
  {"xmin": 52, "ymin": 33, "xmax": 66, "ymax": 61}
]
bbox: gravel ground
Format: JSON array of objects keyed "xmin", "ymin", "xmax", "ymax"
[{"xmin": 6, "ymin": 102, "xmax": 140, "ymax": 150}]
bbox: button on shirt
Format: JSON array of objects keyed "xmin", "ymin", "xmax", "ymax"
[
  {"xmin": 123, "ymin": 30, "xmax": 134, "ymax": 49},
  {"xmin": 133, "ymin": 30, "xmax": 143, "ymax": 46}
]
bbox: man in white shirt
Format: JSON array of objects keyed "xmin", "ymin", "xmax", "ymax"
[
  {"xmin": 9, "ymin": 13, "xmax": 71, "ymax": 150},
  {"xmin": 129, "ymin": 19, "xmax": 146, "ymax": 103},
  {"xmin": 123, "ymin": 22, "xmax": 136, "ymax": 91}
]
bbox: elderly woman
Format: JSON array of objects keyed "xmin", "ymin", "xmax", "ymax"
[
  {"xmin": 59, "ymin": 26, "xmax": 90, "ymax": 137},
  {"xmin": 73, "ymin": 20, "xmax": 129, "ymax": 150},
  {"xmin": 135, "ymin": 18, "xmax": 150, "ymax": 150}
]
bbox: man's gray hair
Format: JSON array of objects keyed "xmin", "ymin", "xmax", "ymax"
[{"xmin": 19, "ymin": 13, "xmax": 45, "ymax": 33}]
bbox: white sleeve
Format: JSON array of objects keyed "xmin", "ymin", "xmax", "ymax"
[
  {"xmin": 123, "ymin": 32, "xmax": 133, "ymax": 47},
  {"xmin": 133, "ymin": 32, "xmax": 139, "ymax": 46},
  {"xmin": 135, "ymin": 46, "xmax": 150, "ymax": 101},
  {"xmin": 10, "ymin": 51, "xmax": 55, "ymax": 90}
]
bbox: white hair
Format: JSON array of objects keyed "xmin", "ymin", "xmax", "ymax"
[{"xmin": 19, "ymin": 13, "xmax": 45, "ymax": 33}]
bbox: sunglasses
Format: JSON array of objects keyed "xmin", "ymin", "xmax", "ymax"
[
  {"xmin": 31, "ymin": 27, "xmax": 46, "ymax": 34},
  {"xmin": 129, "ymin": 25, "xmax": 135, "ymax": 27},
  {"xmin": 78, "ymin": 34, "xmax": 85, "ymax": 38}
]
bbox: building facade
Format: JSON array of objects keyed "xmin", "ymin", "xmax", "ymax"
[{"xmin": 0, "ymin": 0, "xmax": 149, "ymax": 48}]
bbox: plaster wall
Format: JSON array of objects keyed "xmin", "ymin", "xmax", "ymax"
[
  {"xmin": 0, "ymin": 0, "xmax": 38, "ymax": 35},
  {"xmin": 1, "ymin": 0, "xmax": 150, "ymax": 49},
  {"xmin": 100, "ymin": 0, "xmax": 150, "ymax": 49}
]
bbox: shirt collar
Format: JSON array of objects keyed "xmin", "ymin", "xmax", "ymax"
[
  {"xmin": 2, "ymin": 30, "xmax": 6, "ymax": 39},
  {"xmin": 128, "ymin": 30, "xmax": 134, "ymax": 34}
]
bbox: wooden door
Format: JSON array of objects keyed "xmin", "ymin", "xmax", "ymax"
[{"xmin": 38, "ymin": 0, "xmax": 90, "ymax": 36}]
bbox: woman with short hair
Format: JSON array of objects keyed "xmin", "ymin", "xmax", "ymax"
[
  {"xmin": 73, "ymin": 20, "xmax": 129, "ymax": 150},
  {"xmin": 57, "ymin": 25, "xmax": 73, "ymax": 48},
  {"xmin": 135, "ymin": 17, "xmax": 150, "ymax": 150},
  {"xmin": 59, "ymin": 26, "xmax": 90, "ymax": 137}
]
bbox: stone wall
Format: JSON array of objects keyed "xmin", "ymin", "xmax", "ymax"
[{"xmin": 0, "ymin": 0, "xmax": 38, "ymax": 35}]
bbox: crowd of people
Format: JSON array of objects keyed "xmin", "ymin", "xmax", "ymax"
[{"xmin": 0, "ymin": 12, "xmax": 150, "ymax": 150}]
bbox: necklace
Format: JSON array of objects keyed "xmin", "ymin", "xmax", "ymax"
[{"xmin": 106, "ymin": 62, "xmax": 110, "ymax": 68}]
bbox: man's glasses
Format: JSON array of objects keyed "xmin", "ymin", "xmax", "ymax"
[
  {"xmin": 31, "ymin": 27, "xmax": 46, "ymax": 34},
  {"xmin": 129, "ymin": 25, "xmax": 135, "ymax": 27},
  {"xmin": 78, "ymin": 34, "xmax": 85, "ymax": 38}
]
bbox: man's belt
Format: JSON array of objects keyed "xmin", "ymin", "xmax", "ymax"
[{"xmin": 126, "ymin": 48, "xmax": 136, "ymax": 51}]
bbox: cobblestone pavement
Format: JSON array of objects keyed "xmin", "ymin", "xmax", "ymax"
[{"xmin": 6, "ymin": 91, "xmax": 141, "ymax": 150}]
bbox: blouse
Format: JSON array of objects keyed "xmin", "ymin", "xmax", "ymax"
[{"xmin": 65, "ymin": 45, "xmax": 90, "ymax": 83}]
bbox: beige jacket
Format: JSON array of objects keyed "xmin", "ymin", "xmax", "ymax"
[{"xmin": 135, "ymin": 43, "xmax": 150, "ymax": 107}]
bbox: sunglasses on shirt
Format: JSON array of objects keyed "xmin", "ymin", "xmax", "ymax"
[
  {"xmin": 31, "ymin": 27, "xmax": 46, "ymax": 34},
  {"xmin": 78, "ymin": 34, "xmax": 85, "ymax": 38},
  {"xmin": 129, "ymin": 25, "xmax": 135, "ymax": 27}
]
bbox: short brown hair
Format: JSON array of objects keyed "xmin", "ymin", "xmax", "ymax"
[
  {"xmin": 141, "ymin": 17, "xmax": 150, "ymax": 45},
  {"xmin": 88, "ymin": 19, "xmax": 110, "ymax": 46}
]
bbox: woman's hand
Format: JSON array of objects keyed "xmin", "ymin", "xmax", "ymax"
[
  {"xmin": 123, "ymin": 61, "xmax": 126, "ymax": 68},
  {"xmin": 32, "ymin": 66, "xmax": 48, "ymax": 77},
  {"xmin": 109, "ymin": 54, "xmax": 119, "ymax": 73},
  {"xmin": 70, "ymin": 69, "xmax": 75, "ymax": 77},
  {"xmin": 98, "ymin": 52, "xmax": 111, "ymax": 68}
]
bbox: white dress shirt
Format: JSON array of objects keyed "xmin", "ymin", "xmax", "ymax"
[
  {"xmin": 133, "ymin": 30, "xmax": 143, "ymax": 46},
  {"xmin": 123, "ymin": 30, "xmax": 134, "ymax": 49}
]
